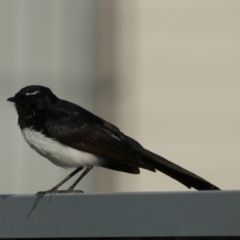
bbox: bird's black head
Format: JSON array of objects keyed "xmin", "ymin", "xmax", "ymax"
[{"xmin": 7, "ymin": 85, "xmax": 58, "ymax": 128}]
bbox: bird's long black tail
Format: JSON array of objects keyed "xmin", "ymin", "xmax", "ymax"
[{"xmin": 137, "ymin": 148, "xmax": 220, "ymax": 190}]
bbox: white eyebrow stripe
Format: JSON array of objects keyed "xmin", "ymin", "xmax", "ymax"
[{"xmin": 26, "ymin": 91, "xmax": 40, "ymax": 96}]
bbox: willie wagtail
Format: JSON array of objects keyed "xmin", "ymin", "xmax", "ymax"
[{"xmin": 7, "ymin": 85, "xmax": 220, "ymax": 195}]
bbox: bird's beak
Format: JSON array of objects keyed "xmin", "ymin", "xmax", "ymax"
[{"xmin": 7, "ymin": 97, "xmax": 16, "ymax": 102}]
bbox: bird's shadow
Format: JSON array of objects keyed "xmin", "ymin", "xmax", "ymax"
[{"xmin": 26, "ymin": 194, "xmax": 54, "ymax": 220}]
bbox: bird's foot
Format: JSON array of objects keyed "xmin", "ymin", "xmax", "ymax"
[
  {"xmin": 35, "ymin": 188, "xmax": 83, "ymax": 196},
  {"xmin": 57, "ymin": 189, "xmax": 84, "ymax": 194},
  {"xmin": 35, "ymin": 189, "xmax": 57, "ymax": 197}
]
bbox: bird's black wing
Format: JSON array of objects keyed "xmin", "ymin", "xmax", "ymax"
[{"xmin": 44, "ymin": 100, "xmax": 154, "ymax": 173}]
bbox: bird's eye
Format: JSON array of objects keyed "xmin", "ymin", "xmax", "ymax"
[{"xmin": 30, "ymin": 96, "xmax": 37, "ymax": 102}]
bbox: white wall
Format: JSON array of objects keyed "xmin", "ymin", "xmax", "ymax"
[{"xmin": 110, "ymin": 0, "xmax": 240, "ymax": 191}]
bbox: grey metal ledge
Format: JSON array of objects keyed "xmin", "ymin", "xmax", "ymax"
[{"xmin": 0, "ymin": 190, "xmax": 240, "ymax": 238}]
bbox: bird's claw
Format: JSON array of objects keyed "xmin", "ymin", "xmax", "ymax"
[{"xmin": 35, "ymin": 189, "xmax": 83, "ymax": 196}]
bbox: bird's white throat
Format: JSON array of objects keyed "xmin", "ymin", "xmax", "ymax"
[{"xmin": 22, "ymin": 128, "xmax": 102, "ymax": 168}]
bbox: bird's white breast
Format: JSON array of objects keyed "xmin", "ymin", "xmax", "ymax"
[{"xmin": 22, "ymin": 128, "xmax": 102, "ymax": 168}]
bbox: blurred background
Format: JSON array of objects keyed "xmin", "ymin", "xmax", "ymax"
[{"xmin": 1, "ymin": 0, "xmax": 240, "ymax": 193}]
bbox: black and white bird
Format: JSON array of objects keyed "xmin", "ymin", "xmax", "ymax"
[{"xmin": 7, "ymin": 85, "xmax": 220, "ymax": 194}]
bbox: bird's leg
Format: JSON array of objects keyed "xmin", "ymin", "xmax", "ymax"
[
  {"xmin": 58, "ymin": 166, "xmax": 93, "ymax": 193},
  {"xmin": 35, "ymin": 167, "xmax": 83, "ymax": 196}
]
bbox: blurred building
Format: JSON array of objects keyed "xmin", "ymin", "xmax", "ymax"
[{"xmin": 1, "ymin": 0, "xmax": 240, "ymax": 193}]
